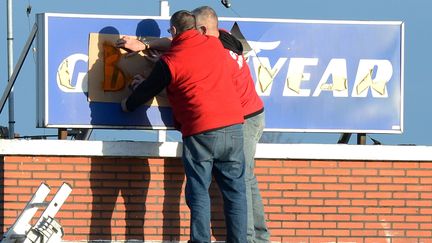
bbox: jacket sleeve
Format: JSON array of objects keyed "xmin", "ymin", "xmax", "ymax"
[{"xmin": 218, "ymin": 30, "xmax": 243, "ymax": 55}]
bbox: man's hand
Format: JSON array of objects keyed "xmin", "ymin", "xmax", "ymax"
[
  {"xmin": 145, "ymin": 49, "xmax": 162, "ymax": 63},
  {"xmin": 129, "ymin": 74, "xmax": 146, "ymax": 91},
  {"xmin": 116, "ymin": 35, "xmax": 146, "ymax": 53}
]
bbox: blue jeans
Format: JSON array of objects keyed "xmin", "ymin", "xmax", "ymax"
[
  {"xmin": 244, "ymin": 112, "xmax": 270, "ymax": 243},
  {"xmin": 182, "ymin": 124, "xmax": 247, "ymax": 243}
]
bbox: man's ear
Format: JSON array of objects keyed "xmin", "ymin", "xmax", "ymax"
[{"xmin": 199, "ymin": 25, "xmax": 207, "ymax": 34}]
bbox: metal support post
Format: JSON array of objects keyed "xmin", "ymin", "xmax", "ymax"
[
  {"xmin": 357, "ymin": 133, "xmax": 366, "ymax": 145},
  {"xmin": 6, "ymin": 0, "xmax": 14, "ymax": 138},
  {"xmin": 337, "ymin": 133, "xmax": 352, "ymax": 144},
  {"xmin": 1, "ymin": 24, "xmax": 38, "ymax": 115}
]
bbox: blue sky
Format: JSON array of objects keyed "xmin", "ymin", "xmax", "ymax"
[{"xmin": 0, "ymin": 0, "xmax": 430, "ymax": 145}]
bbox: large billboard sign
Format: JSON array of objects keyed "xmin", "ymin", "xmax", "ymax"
[{"xmin": 36, "ymin": 13, "xmax": 404, "ymax": 133}]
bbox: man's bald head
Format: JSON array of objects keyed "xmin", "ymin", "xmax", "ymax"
[{"xmin": 192, "ymin": 6, "xmax": 219, "ymax": 37}]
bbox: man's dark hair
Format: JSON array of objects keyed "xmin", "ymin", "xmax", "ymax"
[{"xmin": 170, "ymin": 10, "xmax": 196, "ymax": 34}]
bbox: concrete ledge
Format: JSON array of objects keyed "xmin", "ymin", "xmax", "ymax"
[{"xmin": 0, "ymin": 139, "xmax": 431, "ymax": 161}]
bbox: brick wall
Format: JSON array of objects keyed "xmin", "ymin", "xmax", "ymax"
[{"xmin": 1, "ymin": 155, "xmax": 431, "ymax": 243}]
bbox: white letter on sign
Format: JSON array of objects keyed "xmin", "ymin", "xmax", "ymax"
[
  {"xmin": 312, "ymin": 58, "xmax": 348, "ymax": 97},
  {"xmin": 283, "ymin": 58, "xmax": 318, "ymax": 97},
  {"xmin": 352, "ymin": 59, "xmax": 393, "ymax": 98},
  {"xmin": 56, "ymin": 53, "xmax": 88, "ymax": 93}
]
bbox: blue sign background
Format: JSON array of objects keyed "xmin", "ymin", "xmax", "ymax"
[{"xmin": 37, "ymin": 13, "xmax": 403, "ymax": 133}]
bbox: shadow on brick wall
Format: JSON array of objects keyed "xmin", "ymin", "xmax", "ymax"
[
  {"xmin": 162, "ymin": 158, "xmax": 185, "ymax": 241},
  {"xmin": 88, "ymin": 157, "xmax": 150, "ymax": 241}
]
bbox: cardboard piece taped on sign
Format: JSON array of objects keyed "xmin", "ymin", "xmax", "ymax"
[{"xmin": 87, "ymin": 33, "xmax": 169, "ymax": 107}]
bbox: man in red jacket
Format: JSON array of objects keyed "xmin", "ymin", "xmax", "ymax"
[
  {"xmin": 120, "ymin": 10, "xmax": 247, "ymax": 243},
  {"xmin": 192, "ymin": 6, "xmax": 269, "ymax": 243}
]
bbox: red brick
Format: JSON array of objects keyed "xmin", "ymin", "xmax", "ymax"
[
  {"xmin": 419, "ymin": 238, "xmax": 432, "ymax": 243},
  {"xmin": 324, "ymin": 183, "xmax": 351, "ymax": 191},
  {"xmin": 393, "ymin": 162, "xmax": 419, "ymax": 168},
  {"xmin": 297, "ymin": 168, "xmax": 323, "ymax": 175},
  {"xmin": 339, "ymin": 161, "xmax": 365, "ymax": 168},
  {"xmin": 261, "ymin": 190, "xmax": 282, "ymax": 197},
  {"xmin": 269, "ymin": 228, "xmax": 295, "ymax": 236},
  {"xmin": 407, "ymin": 169, "xmax": 432, "ymax": 177},
  {"xmin": 393, "ymin": 207, "xmax": 420, "ymax": 214},
  {"xmin": 352, "ymin": 169, "xmax": 378, "ymax": 176},
  {"xmin": 338, "ymin": 207, "xmax": 365, "ymax": 214},
  {"xmin": 337, "ymin": 237, "xmax": 364, "ymax": 243},
  {"xmin": 283, "ymin": 221, "xmax": 309, "ymax": 228},
  {"xmin": 324, "ymin": 199, "xmax": 351, "ymax": 206},
  {"xmin": 18, "ymin": 163, "xmax": 45, "ymax": 171},
  {"xmin": 408, "ymin": 185, "xmax": 432, "ymax": 192},
  {"xmin": 297, "ymin": 199, "xmax": 324, "ymax": 206},
  {"xmin": 394, "ymin": 192, "xmax": 419, "ymax": 199},
  {"xmin": 296, "ymin": 229, "xmax": 322, "ymax": 236},
  {"xmin": 379, "ymin": 200, "xmax": 405, "ymax": 207},
  {"xmin": 394, "ymin": 177, "xmax": 419, "ymax": 184},
  {"xmin": 296, "ymin": 214, "xmax": 323, "ymax": 221},
  {"xmin": 311, "ymin": 191, "xmax": 337, "ymax": 198},
  {"xmin": 378, "ymin": 215, "xmax": 405, "ymax": 222},
  {"xmin": 324, "ymin": 168, "xmax": 351, "ymax": 175},
  {"xmin": 380, "ymin": 169, "xmax": 405, "ymax": 176},
  {"xmin": 366, "ymin": 207, "xmax": 392, "ymax": 214},
  {"xmin": 297, "ymin": 184, "xmax": 323, "ymax": 190},
  {"xmin": 4, "ymin": 156, "xmax": 34, "ymax": 162},
  {"xmin": 270, "ymin": 214, "xmax": 297, "ymax": 221},
  {"xmin": 420, "ymin": 162, "xmax": 432, "ymax": 169},
  {"xmin": 282, "ymin": 206, "xmax": 310, "ymax": 213},
  {"xmin": 366, "ymin": 162, "xmax": 392, "ymax": 168},
  {"xmin": 407, "ymin": 200, "xmax": 432, "ymax": 207},
  {"xmin": 269, "ymin": 183, "xmax": 295, "ymax": 190},
  {"xmin": 284, "ymin": 176, "xmax": 310, "ymax": 182},
  {"xmin": 309, "ymin": 222, "xmax": 336, "ymax": 228},
  {"xmin": 352, "ymin": 199, "xmax": 378, "ymax": 206},
  {"xmin": 353, "ymin": 184, "xmax": 378, "ymax": 191},
  {"xmin": 323, "ymin": 229, "xmax": 350, "ymax": 236},
  {"xmin": 61, "ymin": 157, "xmax": 90, "ymax": 164},
  {"xmin": 311, "ymin": 161, "xmax": 337, "ymax": 168},
  {"xmin": 4, "ymin": 171, "xmax": 33, "ymax": 178},
  {"xmin": 254, "ymin": 167, "xmax": 269, "ymax": 174},
  {"xmin": 366, "ymin": 192, "xmax": 392, "ymax": 198},
  {"xmin": 324, "ymin": 214, "xmax": 350, "ymax": 221},
  {"xmin": 392, "ymin": 238, "xmax": 421, "ymax": 243},
  {"xmin": 406, "ymin": 215, "xmax": 432, "ymax": 222},
  {"xmin": 260, "ymin": 160, "xmax": 283, "ymax": 167},
  {"xmin": 47, "ymin": 164, "xmax": 74, "ymax": 171},
  {"xmin": 364, "ymin": 238, "xmax": 392, "ymax": 243},
  {"xmin": 269, "ymin": 168, "xmax": 295, "ymax": 175},
  {"xmin": 393, "ymin": 223, "xmax": 419, "ymax": 229},
  {"xmin": 309, "ymin": 238, "xmax": 338, "ymax": 243},
  {"xmin": 351, "ymin": 215, "xmax": 378, "ymax": 221},
  {"xmin": 340, "ymin": 192, "xmax": 365, "ymax": 198},
  {"xmin": 284, "ymin": 160, "xmax": 309, "ymax": 167},
  {"xmin": 339, "ymin": 176, "xmax": 365, "ymax": 183},
  {"xmin": 337, "ymin": 222, "xmax": 364, "ymax": 229},
  {"xmin": 311, "ymin": 176, "xmax": 337, "ymax": 183},
  {"xmin": 269, "ymin": 198, "xmax": 295, "ymax": 205},
  {"xmin": 366, "ymin": 177, "xmax": 392, "ymax": 183}
]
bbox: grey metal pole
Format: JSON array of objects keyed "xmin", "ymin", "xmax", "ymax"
[
  {"xmin": 7, "ymin": 0, "xmax": 15, "ymax": 138},
  {"xmin": 157, "ymin": 0, "xmax": 169, "ymax": 142}
]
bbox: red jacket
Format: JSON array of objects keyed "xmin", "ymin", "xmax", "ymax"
[
  {"xmin": 226, "ymin": 49, "xmax": 264, "ymax": 118},
  {"xmin": 161, "ymin": 30, "xmax": 244, "ymax": 136}
]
